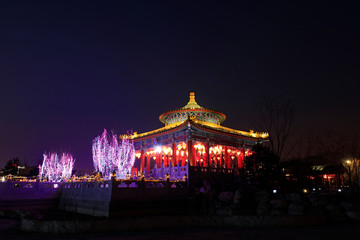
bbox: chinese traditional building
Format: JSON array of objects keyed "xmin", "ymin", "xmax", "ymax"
[{"xmin": 129, "ymin": 92, "xmax": 268, "ymax": 175}]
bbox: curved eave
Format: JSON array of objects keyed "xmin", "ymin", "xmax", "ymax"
[
  {"xmin": 128, "ymin": 118, "xmax": 268, "ymax": 142},
  {"xmin": 159, "ymin": 108, "xmax": 226, "ymax": 124},
  {"xmin": 128, "ymin": 120, "xmax": 189, "ymax": 141},
  {"xmin": 191, "ymin": 119, "xmax": 269, "ymax": 140}
]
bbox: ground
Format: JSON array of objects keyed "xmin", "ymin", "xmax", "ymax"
[{"xmin": 1, "ymin": 218, "xmax": 360, "ymax": 240}]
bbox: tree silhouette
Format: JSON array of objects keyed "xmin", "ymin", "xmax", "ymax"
[
  {"xmin": 2, "ymin": 157, "xmax": 20, "ymax": 175},
  {"xmin": 255, "ymin": 96, "xmax": 296, "ymax": 160},
  {"xmin": 244, "ymin": 144, "xmax": 282, "ymax": 189}
]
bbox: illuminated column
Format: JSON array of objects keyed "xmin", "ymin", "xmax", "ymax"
[
  {"xmin": 237, "ymin": 151, "xmax": 242, "ymax": 168},
  {"xmin": 219, "ymin": 152, "xmax": 222, "ymax": 167},
  {"xmin": 188, "ymin": 139, "xmax": 194, "ymax": 166},
  {"xmin": 140, "ymin": 149, "xmax": 145, "ymax": 173},
  {"xmin": 241, "ymin": 148, "xmax": 246, "ymax": 167},
  {"xmin": 225, "ymin": 146, "xmax": 230, "ymax": 169},
  {"xmin": 206, "ymin": 141, "xmax": 210, "ymax": 167},
  {"xmin": 172, "ymin": 142, "xmax": 176, "ymax": 166},
  {"xmin": 156, "ymin": 152, "xmax": 161, "ymax": 167},
  {"xmin": 193, "ymin": 144, "xmax": 197, "ymax": 166},
  {"xmin": 146, "ymin": 154, "xmax": 150, "ymax": 172}
]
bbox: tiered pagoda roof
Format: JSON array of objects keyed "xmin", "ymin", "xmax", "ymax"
[
  {"xmin": 159, "ymin": 92, "xmax": 226, "ymax": 126},
  {"xmin": 128, "ymin": 92, "xmax": 268, "ymax": 141}
]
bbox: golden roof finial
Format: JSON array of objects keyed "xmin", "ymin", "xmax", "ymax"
[
  {"xmin": 183, "ymin": 92, "xmax": 201, "ymax": 109},
  {"xmin": 189, "ymin": 92, "xmax": 196, "ymax": 103}
]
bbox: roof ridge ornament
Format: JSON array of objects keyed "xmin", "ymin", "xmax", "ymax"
[
  {"xmin": 158, "ymin": 92, "xmax": 226, "ymax": 125},
  {"xmin": 182, "ymin": 92, "xmax": 202, "ymax": 110},
  {"xmin": 189, "ymin": 92, "xmax": 196, "ymax": 104}
]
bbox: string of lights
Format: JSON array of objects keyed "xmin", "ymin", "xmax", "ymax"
[
  {"xmin": 40, "ymin": 153, "xmax": 75, "ymax": 182},
  {"xmin": 92, "ymin": 129, "xmax": 135, "ymax": 180}
]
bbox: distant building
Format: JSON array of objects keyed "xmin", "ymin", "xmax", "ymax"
[{"xmin": 128, "ymin": 92, "xmax": 268, "ymax": 175}]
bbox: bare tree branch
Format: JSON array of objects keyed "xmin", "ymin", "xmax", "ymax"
[{"xmin": 255, "ymin": 96, "xmax": 297, "ymax": 160}]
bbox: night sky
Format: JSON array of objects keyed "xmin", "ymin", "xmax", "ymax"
[{"xmin": 1, "ymin": 1, "xmax": 359, "ymax": 171}]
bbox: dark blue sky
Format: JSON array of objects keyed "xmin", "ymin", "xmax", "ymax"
[{"xmin": 1, "ymin": 1, "xmax": 359, "ymax": 170}]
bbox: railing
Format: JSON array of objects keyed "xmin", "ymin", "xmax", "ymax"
[
  {"xmin": 144, "ymin": 162, "xmax": 188, "ymax": 181},
  {"xmin": 0, "ymin": 179, "xmax": 62, "ymax": 200},
  {"xmin": 114, "ymin": 179, "xmax": 187, "ymax": 189},
  {"xmin": 191, "ymin": 166, "xmax": 234, "ymax": 174}
]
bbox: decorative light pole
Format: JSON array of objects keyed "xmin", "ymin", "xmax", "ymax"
[{"xmin": 345, "ymin": 159, "xmax": 352, "ymax": 187}]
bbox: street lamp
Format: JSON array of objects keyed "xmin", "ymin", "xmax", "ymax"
[{"xmin": 345, "ymin": 159, "xmax": 352, "ymax": 187}]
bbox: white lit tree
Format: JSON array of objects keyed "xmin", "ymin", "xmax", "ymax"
[
  {"xmin": 92, "ymin": 129, "xmax": 135, "ymax": 180},
  {"xmin": 40, "ymin": 153, "xmax": 75, "ymax": 182}
]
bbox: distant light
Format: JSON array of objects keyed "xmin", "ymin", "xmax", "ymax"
[
  {"xmin": 155, "ymin": 146, "xmax": 162, "ymax": 153},
  {"xmin": 53, "ymin": 183, "xmax": 59, "ymax": 188},
  {"xmin": 1, "ymin": 176, "xmax": 4, "ymax": 182},
  {"xmin": 40, "ymin": 153, "xmax": 74, "ymax": 182},
  {"xmin": 303, "ymin": 189, "xmax": 308, "ymax": 193},
  {"xmin": 338, "ymin": 189, "xmax": 342, "ymax": 192},
  {"xmin": 273, "ymin": 189, "xmax": 277, "ymax": 194},
  {"xmin": 318, "ymin": 188, "xmax": 322, "ymax": 191},
  {"xmin": 313, "ymin": 188, "xmax": 316, "ymax": 191}
]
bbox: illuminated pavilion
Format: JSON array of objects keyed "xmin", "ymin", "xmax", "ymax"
[{"xmin": 129, "ymin": 92, "xmax": 268, "ymax": 174}]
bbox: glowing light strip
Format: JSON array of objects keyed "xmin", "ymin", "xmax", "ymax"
[{"xmin": 128, "ymin": 119, "xmax": 268, "ymax": 140}]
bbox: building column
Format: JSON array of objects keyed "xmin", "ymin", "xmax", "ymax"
[
  {"xmin": 156, "ymin": 152, "xmax": 161, "ymax": 167},
  {"xmin": 140, "ymin": 149, "xmax": 145, "ymax": 173},
  {"xmin": 206, "ymin": 141, "xmax": 210, "ymax": 167},
  {"xmin": 146, "ymin": 155, "xmax": 151, "ymax": 172},
  {"xmin": 225, "ymin": 146, "xmax": 230, "ymax": 169},
  {"xmin": 241, "ymin": 148, "xmax": 246, "ymax": 168},
  {"xmin": 188, "ymin": 139, "xmax": 194, "ymax": 166},
  {"xmin": 172, "ymin": 142, "xmax": 177, "ymax": 166}
]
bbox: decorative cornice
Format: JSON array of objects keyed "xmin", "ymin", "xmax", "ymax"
[{"xmin": 124, "ymin": 118, "xmax": 268, "ymax": 142}]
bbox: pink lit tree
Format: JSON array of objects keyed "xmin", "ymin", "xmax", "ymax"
[
  {"xmin": 92, "ymin": 129, "xmax": 135, "ymax": 180},
  {"xmin": 116, "ymin": 138, "xmax": 136, "ymax": 179},
  {"xmin": 40, "ymin": 153, "xmax": 75, "ymax": 182}
]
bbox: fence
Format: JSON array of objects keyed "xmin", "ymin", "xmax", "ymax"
[
  {"xmin": 59, "ymin": 177, "xmax": 188, "ymax": 217},
  {"xmin": 144, "ymin": 162, "xmax": 189, "ymax": 180},
  {"xmin": 0, "ymin": 179, "xmax": 62, "ymax": 210}
]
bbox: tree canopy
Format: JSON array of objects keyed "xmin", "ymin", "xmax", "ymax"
[
  {"xmin": 243, "ymin": 144, "xmax": 282, "ymax": 189},
  {"xmin": 2, "ymin": 157, "xmax": 20, "ymax": 175}
]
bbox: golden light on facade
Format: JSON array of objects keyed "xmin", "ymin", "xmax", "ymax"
[
  {"xmin": 209, "ymin": 145, "xmax": 223, "ymax": 155},
  {"xmin": 177, "ymin": 142, "xmax": 187, "ymax": 150},
  {"xmin": 194, "ymin": 143, "xmax": 205, "ymax": 155},
  {"xmin": 162, "ymin": 146, "xmax": 172, "ymax": 155}
]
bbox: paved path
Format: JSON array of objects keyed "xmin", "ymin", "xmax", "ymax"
[
  {"xmin": 0, "ymin": 218, "xmax": 19, "ymax": 231},
  {"xmin": 1, "ymin": 221, "xmax": 360, "ymax": 240}
]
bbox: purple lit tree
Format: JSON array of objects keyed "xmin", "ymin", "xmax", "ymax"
[
  {"xmin": 40, "ymin": 153, "xmax": 75, "ymax": 182},
  {"xmin": 116, "ymin": 138, "xmax": 136, "ymax": 179},
  {"xmin": 92, "ymin": 129, "xmax": 116, "ymax": 179},
  {"xmin": 92, "ymin": 129, "xmax": 135, "ymax": 180}
]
